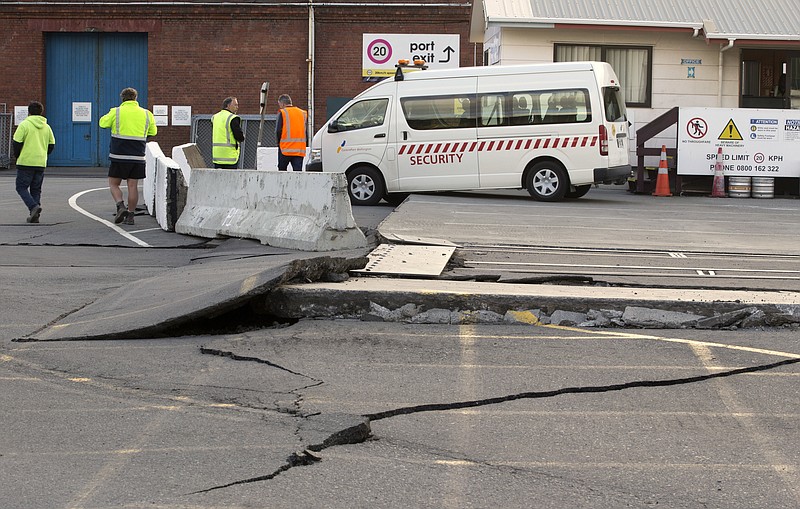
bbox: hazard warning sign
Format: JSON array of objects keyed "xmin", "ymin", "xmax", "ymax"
[
  {"xmin": 719, "ymin": 119, "xmax": 743, "ymax": 140},
  {"xmin": 678, "ymin": 107, "xmax": 800, "ymax": 178}
]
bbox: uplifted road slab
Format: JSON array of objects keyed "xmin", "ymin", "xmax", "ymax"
[{"xmin": 22, "ymin": 246, "xmax": 368, "ymax": 341}]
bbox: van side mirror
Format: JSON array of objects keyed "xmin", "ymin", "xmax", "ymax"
[{"xmin": 328, "ymin": 120, "xmax": 341, "ymax": 133}]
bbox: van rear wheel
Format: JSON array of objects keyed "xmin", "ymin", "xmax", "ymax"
[
  {"xmin": 526, "ymin": 162, "xmax": 568, "ymax": 202},
  {"xmin": 347, "ymin": 166, "xmax": 385, "ymax": 206}
]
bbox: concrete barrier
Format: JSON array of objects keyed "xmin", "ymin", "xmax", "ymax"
[
  {"xmin": 175, "ymin": 169, "xmax": 366, "ymax": 251},
  {"xmin": 141, "ymin": 142, "xmax": 190, "ymax": 231},
  {"xmin": 143, "ymin": 142, "xmax": 165, "ymax": 214},
  {"xmin": 171, "ymin": 142, "xmax": 205, "ymax": 185},
  {"xmin": 153, "ymin": 156, "xmax": 186, "ymax": 231}
]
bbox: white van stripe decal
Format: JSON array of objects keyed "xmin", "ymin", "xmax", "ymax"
[{"xmin": 397, "ymin": 137, "xmax": 599, "ymax": 156}]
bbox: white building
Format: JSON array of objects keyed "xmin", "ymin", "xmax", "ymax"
[{"xmin": 470, "ymin": 0, "xmax": 800, "ymax": 172}]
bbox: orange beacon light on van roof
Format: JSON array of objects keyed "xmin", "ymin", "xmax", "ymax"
[{"xmin": 395, "ymin": 59, "xmax": 428, "ymax": 80}]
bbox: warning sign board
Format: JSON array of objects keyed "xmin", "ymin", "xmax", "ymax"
[
  {"xmin": 678, "ymin": 107, "xmax": 800, "ymax": 177},
  {"xmin": 718, "ymin": 119, "xmax": 743, "ymax": 140}
]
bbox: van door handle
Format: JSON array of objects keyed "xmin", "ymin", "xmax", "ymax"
[
  {"xmin": 374, "ymin": 133, "xmax": 386, "ymax": 138},
  {"xmin": 402, "ymin": 131, "xmax": 408, "ymax": 140}
]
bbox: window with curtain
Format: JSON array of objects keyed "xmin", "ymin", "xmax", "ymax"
[{"xmin": 555, "ymin": 44, "xmax": 652, "ymax": 107}]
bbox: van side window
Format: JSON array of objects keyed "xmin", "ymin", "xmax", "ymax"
[
  {"xmin": 335, "ymin": 98, "xmax": 389, "ymax": 131},
  {"xmin": 511, "ymin": 94, "xmax": 532, "ymax": 125},
  {"xmin": 480, "ymin": 94, "xmax": 506, "ymax": 127},
  {"xmin": 401, "ymin": 95, "xmax": 476, "ymax": 130},
  {"xmin": 477, "ymin": 89, "xmax": 591, "ymax": 127},
  {"xmin": 535, "ymin": 89, "xmax": 591, "ymax": 125}
]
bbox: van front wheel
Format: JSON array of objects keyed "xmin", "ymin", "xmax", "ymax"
[
  {"xmin": 347, "ymin": 166, "xmax": 385, "ymax": 206},
  {"xmin": 526, "ymin": 162, "xmax": 568, "ymax": 202}
]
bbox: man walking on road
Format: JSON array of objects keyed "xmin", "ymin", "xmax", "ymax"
[
  {"xmin": 211, "ymin": 97, "xmax": 244, "ymax": 169},
  {"xmin": 13, "ymin": 101, "xmax": 55, "ymax": 223},
  {"xmin": 99, "ymin": 87, "xmax": 156, "ymax": 226},
  {"xmin": 276, "ymin": 94, "xmax": 308, "ymax": 171}
]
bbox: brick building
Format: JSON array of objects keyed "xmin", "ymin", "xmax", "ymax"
[{"xmin": 1, "ymin": 0, "xmax": 476, "ymax": 167}]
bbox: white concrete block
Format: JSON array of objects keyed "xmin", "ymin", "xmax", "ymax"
[
  {"xmin": 256, "ymin": 147, "xmax": 280, "ymax": 171},
  {"xmin": 256, "ymin": 146, "xmax": 310, "ymax": 171},
  {"xmin": 175, "ymin": 169, "xmax": 366, "ymax": 251},
  {"xmin": 144, "ymin": 142, "xmax": 165, "ymax": 216},
  {"xmin": 154, "ymin": 156, "xmax": 182, "ymax": 231},
  {"xmin": 171, "ymin": 142, "xmax": 207, "ymax": 185}
]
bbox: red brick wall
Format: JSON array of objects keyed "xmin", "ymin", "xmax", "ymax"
[{"xmin": 0, "ymin": 1, "xmax": 477, "ymax": 162}]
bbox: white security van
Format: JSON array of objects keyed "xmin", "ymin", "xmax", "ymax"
[{"xmin": 307, "ymin": 61, "xmax": 631, "ymax": 205}]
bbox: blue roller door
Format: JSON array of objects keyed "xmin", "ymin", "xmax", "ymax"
[{"xmin": 46, "ymin": 33, "xmax": 148, "ymax": 167}]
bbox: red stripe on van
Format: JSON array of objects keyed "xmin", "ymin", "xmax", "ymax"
[
  {"xmin": 571, "ymin": 138, "xmax": 579, "ymax": 147},
  {"xmin": 561, "ymin": 138, "xmax": 569, "ymax": 148},
  {"xmin": 470, "ymin": 142, "xmax": 478, "ymax": 152},
  {"xmin": 525, "ymin": 139, "xmax": 532, "ymax": 149},
  {"xmin": 590, "ymin": 136, "xmax": 598, "ymax": 146},
  {"xmin": 478, "ymin": 141, "xmax": 485, "ymax": 151},
  {"xmin": 399, "ymin": 145, "xmax": 407, "ymax": 155},
  {"xmin": 534, "ymin": 139, "xmax": 541, "ymax": 149},
  {"xmin": 433, "ymin": 143, "xmax": 442, "ymax": 153},
  {"xmin": 543, "ymin": 139, "xmax": 551, "ymax": 149},
  {"xmin": 515, "ymin": 140, "xmax": 523, "ymax": 150},
  {"xmin": 486, "ymin": 141, "xmax": 495, "ymax": 151},
  {"xmin": 425, "ymin": 144, "xmax": 434, "ymax": 154},
  {"xmin": 505, "ymin": 140, "xmax": 513, "ymax": 150},
  {"xmin": 416, "ymin": 145, "xmax": 425, "ymax": 154}
]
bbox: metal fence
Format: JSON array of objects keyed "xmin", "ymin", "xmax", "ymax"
[
  {"xmin": 190, "ymin": 114, "xmax": 278, "ymax": 169},
  {"xmin": 0, "ymin": 107, "xmax": 12, "ymax": 169}
]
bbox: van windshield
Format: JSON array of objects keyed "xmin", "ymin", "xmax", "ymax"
[{"xmin": 603, "ymin": 87, "xmax": 627, "ymax": 122}]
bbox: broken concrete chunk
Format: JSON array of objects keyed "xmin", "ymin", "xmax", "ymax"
[
  {"xmin": 456, "ymin": 310, "xmax": 505, "ymax": 324},
  {"xmin": 550, "ymin": 310, "xmax": 588, "ymax": 326},
  {"xmin": 410, "ymin": 308, "xmax": 453, "ymax": 324},
  {"xmin": 622, "ymin": 306, "xmax": 704, "ymax": 328},
  {"xmin": 696, "ymin": 307, "xmax": 760, "ymax": 329}
]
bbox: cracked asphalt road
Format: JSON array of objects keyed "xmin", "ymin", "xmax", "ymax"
[
  {"xmin": 3, "ymin": 320, "xmax": 798, "ymax": 508},
  {"xmin": 1, "ymin": 172, "xmax": 798, "ymax": 508}
]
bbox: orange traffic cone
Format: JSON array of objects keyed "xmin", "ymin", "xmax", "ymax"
[
  {"xmin": 652, "ymin": 145, "xmax": 672, "ymax": 197},
  {"xmin": 711, "ymin": 147, "xmax": 726, "ymax": 198}
]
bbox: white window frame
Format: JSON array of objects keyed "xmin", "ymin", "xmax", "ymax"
[{"xmin": 555, "ymin": 44, "xmax": 652, "ymax": 108}]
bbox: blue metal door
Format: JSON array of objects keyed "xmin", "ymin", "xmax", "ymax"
[{"xmin": 46, "ymin": 33, "xmax": 148, "ymax": 167}]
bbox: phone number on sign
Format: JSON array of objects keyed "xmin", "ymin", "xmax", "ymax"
[{"xmin": 727, "ymin": 165, "xmax": 780, "ymax": 172}]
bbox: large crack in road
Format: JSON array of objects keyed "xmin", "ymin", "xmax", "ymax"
[{"xmin": 192, "ymin": 345, "xmax": 800, "ymax": 493}]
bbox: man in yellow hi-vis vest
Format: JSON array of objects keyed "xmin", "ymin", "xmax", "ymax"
[
  {"xmin": 13, "ymin": 101, "xmax": 55, "ymax": 223},
  {"xmin": 211, "ymin": 97, "xmax": 244, "ymax": 169},
  {"xmin": 276, "ymin": 94, "xmax": 308, "ymax": 171},
  {"xmin": 99, "ymin": 87, "xmax": 156, "ymax": 226}
]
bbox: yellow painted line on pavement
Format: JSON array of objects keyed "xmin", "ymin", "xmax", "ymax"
[{"xmin": 541, "ymin": 323, "xmax": 800, "ymax": 359}]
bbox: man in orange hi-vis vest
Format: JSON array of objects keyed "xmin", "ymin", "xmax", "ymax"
[{"xmin": 276, "ymin": 94, "xmax": 308, "ymax": 171}]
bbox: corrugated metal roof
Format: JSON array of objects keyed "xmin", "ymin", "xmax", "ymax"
[{"xmin": 481, "ymin": 0, "xmax": 800, "ymax": 40}]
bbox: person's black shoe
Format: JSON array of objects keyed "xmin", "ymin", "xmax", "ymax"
[
  {"xmin": 114, "ymin": 201, "xmax": 127, "ymax": 224},
  {"xmin": 27, "ymin": 205, "xmax": 42, "ymax": 223}
]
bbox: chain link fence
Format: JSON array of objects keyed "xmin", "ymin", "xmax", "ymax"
[
  {"xmin": 190, "ymin": 114, "xmax": 278, "ymax": 169},
  {"xmin": 0, "ymin": 105, "xmax": 12, "ymax": 169}
]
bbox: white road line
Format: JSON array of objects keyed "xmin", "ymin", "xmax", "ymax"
[{"xmin": 68, "ymin": 187, "xmax": 151, "ymax": 247}]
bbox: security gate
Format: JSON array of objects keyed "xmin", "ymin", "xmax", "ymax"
[
  {"xmin": 45, "ymin": 32, "xmax": 148, "ymax": 167},
  {"xmin": 190, "ymin": 114, "xmax": 278, "ymax": 169}
]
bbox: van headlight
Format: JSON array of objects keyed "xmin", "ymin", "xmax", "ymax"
[{"xmin": 310, "ymin": 148, "xmax": 322, "ymax": 161}]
